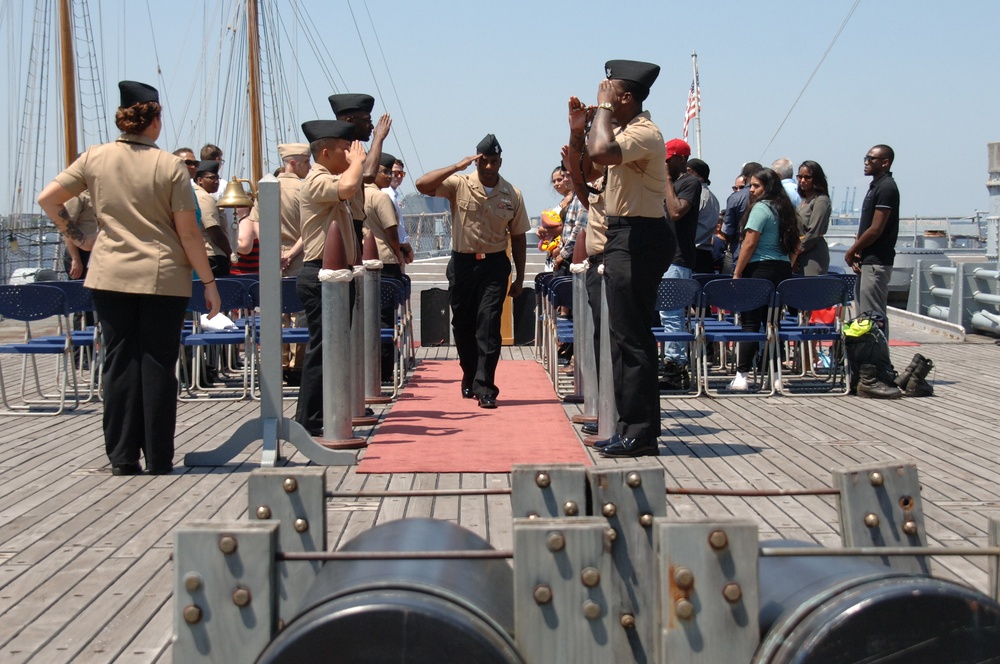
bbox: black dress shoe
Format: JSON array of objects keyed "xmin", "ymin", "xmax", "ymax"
[
  {"xmin": 147, "ymin": 465, "xmax": 174, "ymax": 476},
  {"xmin": 592, "ymin": 434, "xmax": 620, "ymax": 449},
  {"xmin": 478, "ymin": 395, "xmax": 497, "ymax": 409},
  {"xmin": 461, "ymin": 387, "xmax": 475, "ymax": 399},
  {"xmin": 581, "ymin": 422, "xmax": 599, "ymax": 435},
  {"xmin": 365, "ymin": 407, "xmax": 375, "ymax": 417},
  {"xmin": 112, "ymin": 463, "xmax": 142, "ymax": 476},
  {"xmin": 600, "ymin": 437, "xmax": 659, "ymax": 458}
]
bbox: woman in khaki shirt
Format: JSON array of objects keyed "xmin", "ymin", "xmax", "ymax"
[{"xmin": 37, "ymin": 81, "xmax": 220, "ymax": 476}]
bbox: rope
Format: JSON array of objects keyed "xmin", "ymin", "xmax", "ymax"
[{"xmin": 758, "ymin": 0, "xmax": 861, "ymax": 160}]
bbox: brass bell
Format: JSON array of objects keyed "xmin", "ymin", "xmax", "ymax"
[{"xmin": 217, "ymin": 179, "xmax": 254, "ymax": 208}]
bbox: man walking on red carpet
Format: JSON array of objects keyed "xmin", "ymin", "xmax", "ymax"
[{"xmin": 415, "ymin": 134, "xmax": 530, "ymax": 409}]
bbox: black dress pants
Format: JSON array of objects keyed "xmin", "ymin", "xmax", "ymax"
[
  {"xmin": 91, "ymin": 290, "xmax": 189, "ymax": 471},
  {"xmin": 585, "ymin": 254, "xmax": 604, "ymax": 381},
  {"xmin": 381, "ymin": 263, "xmax": 404, "ymax": 382},
  {"xmin": 447, "ymin": 251, "xmax": 511, "ymax": 399},
  {"xmin": 295, "ymin": 262, "xmax": 355, "ymax": 434},
  {"xmin": 603, "ymin": 218, "xmax": 675, "ymax": 440}
]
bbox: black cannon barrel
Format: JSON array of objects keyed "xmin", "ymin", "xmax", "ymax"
[
  {"xmin": 754, "ymin": 541, "xmax": 1000, "ymax": 663},
  {"xmin": 257, "ymin": 518, "xmax": 524, "ymax": 664}
]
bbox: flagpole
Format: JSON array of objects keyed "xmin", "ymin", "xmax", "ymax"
[{"xmin": 692, "ymin": 51, "xmax": 702, "ymax": 158}]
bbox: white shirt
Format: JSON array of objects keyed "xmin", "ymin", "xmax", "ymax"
[{"xmin": 382, "ymin": 186, "xmax": 409, "ymax": 243}]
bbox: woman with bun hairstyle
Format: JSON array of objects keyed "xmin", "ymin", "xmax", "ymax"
[{"xmin": 37, "ymin": 80, "xmax": 221, "ymax": 476}]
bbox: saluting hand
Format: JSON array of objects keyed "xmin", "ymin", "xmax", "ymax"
[
  {"xmin": 373, "ymin": 114, "xmax": 392, "ymax": 141},
  {"xmin": 203, "ymin": 282, "xmax": 223, "ymax": 319},
  {"xmin": 596, "ymin": 80, "xmax": 618, "ymax": 109},
  {"xmin": 454, "ymin": 154, "xmax": 481, "ymax": 171},
  {"xmin": 347, "ymin": 141, "xmax": 367, "ymax": 165}
]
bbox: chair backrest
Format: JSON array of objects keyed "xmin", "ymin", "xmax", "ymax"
[
  {"xmin": 692, "ymin": 273, "xmax": 731, "ymax": 288},
  {"xmin": 655, "ymin": 278, "xmax": 702, "ymax": 312},
  {"xmin": 775, "ymin": 277, "xmax": 846, "ymax": 313},
  {"xmin": 189, "ymin": 279, "xmax": 248, "ymax": 314},
  {"xmin": 702, "ymin": 278, "xmax": 774, "ymax": 313},
  {"xmin": 45, "ymin": 280, "xmax": 94, "ymax": 314},
  {"xmin": 381, "ymin": 279, "xmax": 402, "ymax": 311},
  {"xmin": 548, "ymin": 278, "xmax": 574, "ymax": 309},
  {"xmin": 0, "ymin": 284, "xmax": 68, "ymax": 321},
  {"xmin": 831, "ymin": 273, "xmax": 857, "ymax": 304}
]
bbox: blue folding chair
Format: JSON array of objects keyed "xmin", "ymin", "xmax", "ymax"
[
  {"xmin": 179, "ymin": 278, "xmax": 252, "ymax": 400},
  {"xmin": 30, "ymin": 280, "xmax": 101, "ymax": 401},
  {"xmin": 653, "ymin": 278, "xmax": 703, "ymax": 396},
  {"xmin": 0, "ymin": 284, "xmax": 79, "ymax": 415},
  {"xmin": 545, "ymin": 277, "xmax": 575, "ymax": 395},
  {"xmin": 699, "ymin": 278, "xmax": 776, "ymax": 396},
  {"xmin": 246, "ymin": 278, "xmax": 309, "ymax": 399},
  {"xmin": 773, "ymin": 277, "xmax": 850, "ymax": 395}
]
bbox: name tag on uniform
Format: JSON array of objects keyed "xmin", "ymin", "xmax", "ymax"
[{"xmin": 476, "ymin": 253, "xmax": 486, "ymax": 260}]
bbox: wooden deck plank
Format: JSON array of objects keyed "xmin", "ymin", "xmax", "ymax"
[{"xmin": 3, "ymin": 326, "xmax": 1000, "ymax": 662}]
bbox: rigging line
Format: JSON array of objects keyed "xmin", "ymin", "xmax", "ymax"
[
  {"xmin": 291, "ymin": 0, "xmax": 348, "ymax": 92},
  {"xmin": 142, "ymin": 0, "xmax": 171, "ymax": 147},
  {"xmin": 758, "ymin": 0, "xmax": 861, "ymax": 160},
  {"xmin": 346, "ymin": 2, "xmax": 387, "ymax": 107},
  {"xmin": 362, "ymin": 0, "xmax": 424, "ymax": 175},
  {"xmin": 272, "ymin": 4, "xmax": 322, "ymax": 118}
]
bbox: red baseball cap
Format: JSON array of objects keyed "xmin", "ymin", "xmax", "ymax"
[{"xmin": 665, "ymin": 138, "xmax": 691, "ymax": 159}]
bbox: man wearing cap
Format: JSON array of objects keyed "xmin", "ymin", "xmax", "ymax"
[
  {"xmin": 569, "ymin": 59, "xmax": 676, "ymax": 457},
  {"xmin": 415, "ymin": 134, "xmax": 529, "ymax": 409},
  {"xmin": 660, "ymin": 138, "xmax": 701, "ymax": 391},
  {"xmin": 687, "ymin": 158, "xmax": 721, "ymax": 273},
  {"xmin": 295, "ymin": 120, "xmax": 367, "ymax": 436},
  {"xmin": 329, "ymin": 94, "xmax": 393, "ymax": 257},
  {"xmin": 367, "ymin": 152, "xmax": 405, "ymax": 384},
  {"xmin": 193, "ymin": 160, "xmax": 233, "ymax": 277}
]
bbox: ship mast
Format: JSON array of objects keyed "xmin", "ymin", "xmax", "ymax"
[
  {"xmin": 247, "ymin": 0, "xmax": 263, "ymax": 185},
  {"xmin": 58, "ymin": 0, "xmax": 77, "ymax": 168}
]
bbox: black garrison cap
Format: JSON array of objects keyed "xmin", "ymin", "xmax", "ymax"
[
  {"xmin": 118, "ymin": 80, "xmax": 159, "ymax": 108},
  {"xmin": 604, "ymin": 60, "xmax": 661, "ymax": 91},
  {"xmin": 301, "ymin": 120, "xmax": 357, "ymax": 144},
  {"xmin": 476, "ymin": 134, "xmax": 501, "ymax": 156},
  {"xmin": 195, "ymin": 160, "xmax": 220, "ymax": 176},
  {"xmin": 328, "ymin": 94, "xmax": 375, "ymax": 116},
  {"xmin": 379, "ymin": 152, "xmax": 397, "ymax": 169}
]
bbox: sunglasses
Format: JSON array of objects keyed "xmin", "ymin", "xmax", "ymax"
[
  {"xmin": 863, "ymin": 155, "xmax": 884, "ymax": 163},
  {"xmin": 184, "ymin": 159, "xmax": 198, "ymax": 167}
]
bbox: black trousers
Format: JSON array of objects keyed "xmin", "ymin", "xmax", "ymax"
[
  {"xmin": 447, "ymin": 251, "xmax": 511, "ymax": 398},
  {"xmin": 585, "ymin": 254, "xmax": 604, "ymax": 381},
  {"xmin": 604, "ymin": 218, "xmax": 675, "ymax": 440},
  {"xmin": 295, "ymin": 262, "xmax": 355, "ymax": 434},
  {"xmin": 91, "ymin": 290, "xmax": 188, "ymax": 471},
  {"xmin": 208, "ymin": 254, "xmax": 231, "ymax": 278},
  {"xmin": 737, "ymin": 260, "xmax": 792, "ymax": 373},
  {"xmin": 381, "ymin": 263, "xmax": 403, "ymax": 382}
]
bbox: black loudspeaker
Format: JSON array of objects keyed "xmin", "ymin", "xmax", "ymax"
[
  {"xmin": 512, "ymin": 287, "xmax": 535, "ymax": 345},
  {"xmin": 420, "ymin": 287, "xmax": 450, "ymax": 346}
]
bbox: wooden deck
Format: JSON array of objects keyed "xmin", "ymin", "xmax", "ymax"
[{"xmin": 1, "ymin": 324, "xmax": 999, "ymax": 662}]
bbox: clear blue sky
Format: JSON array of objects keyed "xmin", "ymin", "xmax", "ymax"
[{"xmin": 3, "ymin": 0, "xmax": 998, "ymax": 220}]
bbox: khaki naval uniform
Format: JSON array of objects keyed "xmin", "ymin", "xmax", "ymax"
[
  {"xmin": 364, "ymin": 183, "xmax": 402, "ymax": 382},
  {"xmin": 434, "ymin": 171, "xmax": 530, "ymax": 398},
  {"xmin": 194, "ymin": 183, "xmax": 230, "ymax": 276},
  {"xmin": 603, "ymin": 111, "xmax": 676, "ymax": 441},
  {"xmin": 52, "ymin": 133, "xmax": 197, "ymax": 472},
  {"xmin": 294, "ymin": 162, "xmax": 358, "ymax": 434},
  {"xmin": 585, "ymin": 180, "xmax": 608, "ymax": 377}
]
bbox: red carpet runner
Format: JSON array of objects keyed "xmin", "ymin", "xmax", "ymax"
[{"xmin": 356, "ymin": 360, "xmax": 592, "ymax": 473}]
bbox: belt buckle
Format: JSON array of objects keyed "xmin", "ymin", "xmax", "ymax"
[{"xmin": 475, "ymin": 253, "xmax": 486, "ymax": 260}]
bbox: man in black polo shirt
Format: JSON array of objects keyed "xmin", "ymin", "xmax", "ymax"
[
  {"xmin": 845, "ymin": 144, "xmax": 899, "ymax": 339},
  {"xmin": 660, "ymin": 138, "xmax": 701, "ymax": 391}
]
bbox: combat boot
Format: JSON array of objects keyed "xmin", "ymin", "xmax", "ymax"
[
  {"xmin": 857, "ymin": 364, "xmax": 902, "ymax": 399},
  {"xmin": 894, "ymin": 353, "xmax": 925, "ymax": 389},
  {"xmin": 903, "ymin": 355, "xmax": 934, "ymax": 397}
]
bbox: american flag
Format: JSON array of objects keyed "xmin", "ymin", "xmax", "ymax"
[{"xmin": 682, "ymin": 73, "xmax": 700, "ymax": 143}]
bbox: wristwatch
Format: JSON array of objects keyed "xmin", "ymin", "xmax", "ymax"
[{"xmin": 597, "ymin": 101, "xmax": 614, "ymax": 112}]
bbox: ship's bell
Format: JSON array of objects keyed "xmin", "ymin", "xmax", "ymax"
[{"xmin": 217, "ymin": 179, "xmax": 254, "ymax": 208}]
